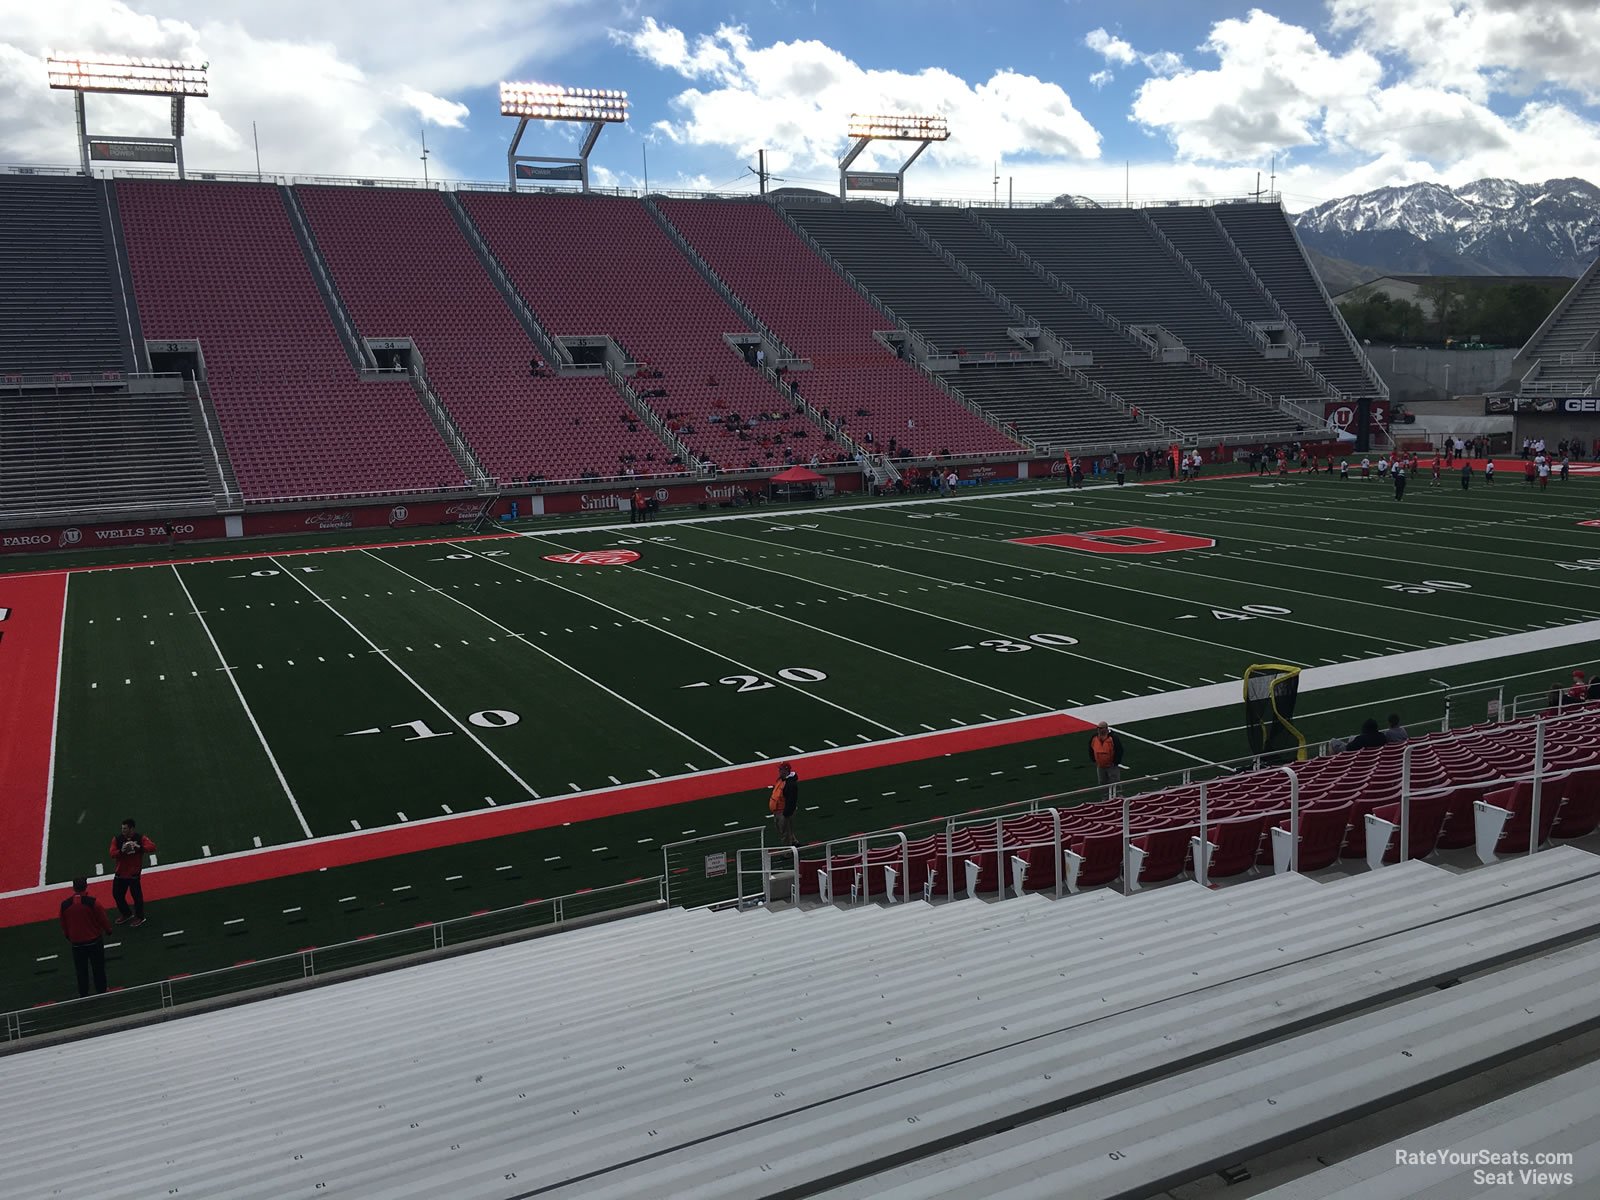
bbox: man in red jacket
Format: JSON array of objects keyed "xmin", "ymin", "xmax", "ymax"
[
  {"xmin": 109, "ymin": 818, "xmax": 156, "ymax": 927},
  {"xmin": 60, "ymin": 878, "xmax": 113, "ymax": 997}
]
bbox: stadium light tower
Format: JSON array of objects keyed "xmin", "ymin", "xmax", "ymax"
[
  {"xmin": 839, "ymin": 112, "xmax": 949, "ymax": 201},
  {"xmin": 46, "ymin": 55, "xmax": 208, "ymax": 179},
  {"xmin": 500, "ymin": 82, "xmax": 628, "ymax": 193}
]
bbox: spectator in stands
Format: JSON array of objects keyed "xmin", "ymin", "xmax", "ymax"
[
  {"xmin": 1088, "ymin": 722, "xmax": 1124, "ymax": 789},
  {"xmin": 1567, "ymin": 670, "xmax": 1590, "ymax": 706},
  {"xmin": 109, "ymin": 818, "xmax": 155, "ymax": 927},
  {"xmin": 59, "ymin": 877, "xmax": 112, "ymax": 998},
  {"xmin": 1383, "ymin": 714, "xmax": 1409, "ymax": 743},
  {"xmin": 1342, "ymin": 719, "xmax": 1387, "ymax": 753},
  {"xmin": 774, "ymin": 762, "xmax": 800, "ymax": 845}
]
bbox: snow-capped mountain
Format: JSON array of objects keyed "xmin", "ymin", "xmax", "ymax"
[{"xmin": 1292, "ymin": 177, "xmax": 1600, "ymax": 278}]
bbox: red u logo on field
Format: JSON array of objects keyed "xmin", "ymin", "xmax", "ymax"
[{"xmin": 1010, "ymin": 526, "xmax": 1216, "ymax": 555}]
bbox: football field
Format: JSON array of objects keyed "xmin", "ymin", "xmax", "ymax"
[{"xmin": 4, "ymin": 466, "xmax": 1600, "ymax": 1017}]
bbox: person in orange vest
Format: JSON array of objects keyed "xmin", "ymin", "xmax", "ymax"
[{"xmin": 1088, "ymin": 722, "xmax": 1125, "ymax": 788}]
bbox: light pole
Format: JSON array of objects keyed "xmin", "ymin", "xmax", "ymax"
[{"xmin": 1443, "ymin": 361, "xmax": 1451, "ymax": 398}]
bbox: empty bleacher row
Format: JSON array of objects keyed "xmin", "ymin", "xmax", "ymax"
[
  {"xmin": 6, "ymin": 839, "xmax": 1598, "ymax": 1198},
  {"xmin": 116, "ymin": 181, "xmax": 463, "ymax": 500},
  {"xmin": 791, "ymin": 705, "xmax": 1600, "ymax": 903},
  {"xmin": 657, "ymin": 198, "xmax": 1023, "ymax": 459},
  {"xmin": 0, "ymin": 175, "xmax": 130, "ymax": 378},
  {"xmin": 0, "ymin": 386, "xmax": 215, "ymax": 519},
  {"xmin": 1213, "ymin": 202, "xmax": 1378, "ymax": 396}
]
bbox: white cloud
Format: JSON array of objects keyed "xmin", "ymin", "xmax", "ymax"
[
  {"xmin": 1118, "ymin": 4, "xmax": 1600, "ymax": 206},
  {"xmin": 616, "ymin": 19, "xmax": 1100, "ymax": 177},
  {"xmin": 1131, "ymin": 10, "xmax": 1382, "ymax": 162},
  {"xmin": 1085, "ymin": 27, "xmax": 1184, "ymax": 77},
  {"xmin": 398, "ymin": 86, "xmax": 469, "ymax": 130},
  {"xmin": 1089, "ymin": 69, "xmax": 1114, "ymax": 90},
  {"xmin": 1085, "ymin": 28, "xmax": 1137, "ymax": 66},
  {"xmin": 1331, "ymin": 0, "xmax": 1600, "ymax": 105},
  {"xmin": 0, "ymin": 0, "xmax": 617, "ymax": 178}
]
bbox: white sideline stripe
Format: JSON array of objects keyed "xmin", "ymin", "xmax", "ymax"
[
  {"xmin": 273, "ymin": 556, "xmax": 547, "ymax": 798},
  {"xmin": 38, "ymin": 573, "xmax": 69, "ymax": 886},
  {"xmin": 1071, "ymin": 618, "xmax": 1600, "ymax": 728},
  {"xmin": 361, "ymin": 550, "xmax": 733, "ymax": 766},
  {"xmin": 170, "ymin": 566, "xmax": 313, "ymax": 839},
  {"xmin": 451, "ymin": 539, "xmax": 904, "ymax": 740}
]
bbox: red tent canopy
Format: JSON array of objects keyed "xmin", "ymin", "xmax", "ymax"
[{"xmin": 770, "ymin": 466, "xmax": 825, "ymax": 483}]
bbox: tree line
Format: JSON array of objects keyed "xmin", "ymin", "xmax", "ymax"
[{"xmin": 1338, "ymin": 278, "xmax": 1570, "ymax": 346}]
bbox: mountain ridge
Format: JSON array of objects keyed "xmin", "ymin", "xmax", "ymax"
[{"xmin": 1291, "ymin": 177, "xmax": 1600, "ymax": 281}]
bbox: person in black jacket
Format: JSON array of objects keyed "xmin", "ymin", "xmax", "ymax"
[
  {"xmin": 1342, "ymin": 718, "xmax": 1387, "ymax": 752},
  {"xmin": 775, "ymin": 763, "xmax": 800, "ymax": 846}
]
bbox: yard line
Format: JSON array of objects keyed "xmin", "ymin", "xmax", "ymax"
[
  {"xmin": 847, "ymin": 507, "xmax": 1434, "ymax": 650},
  {"xmin": 449, "ymin": 541, "xmax": 908, "ymax": 739},
  {"xmin": 272, "ymin": 556, "xmax": 555, "ymax": 794},
  {"xmin": 358, "ymin": 550, "xmax": 732, "ymax": 766},
  {"xmin": 542, "ymin": 533, "xmax": 1069, "ymax": 713},
  {"xmin": 981, "ymin": 495, "xmax": 1567, "ymax": 624},
  {"xmin": 170, "ymin": 565, "xmax": 312, "ymax": 839},
  {"xmin": 38, "ymin": 573, "xmax": 69, "ymax": 886},
  {"xmin": 691, "ymin": 521, "xmax": 1198, "ymax": 685},
  {"xmin": 282, "ymin": 907, "xmax": 301, "ymax": 914},
  {"xmin": 223, "ymin": 917, "xmax": 244, "ymax": 926}
]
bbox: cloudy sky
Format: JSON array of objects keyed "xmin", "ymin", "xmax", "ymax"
[{"xmin": 4, "ymin": 0, "xmax": 1597, "ymax": 210}]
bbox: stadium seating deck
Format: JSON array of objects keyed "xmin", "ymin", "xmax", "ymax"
[
  {"xmin": 5, "ymin": 847, "xmax": 1596, "ymax": 1198},
  {"xmin": 1518, "ymin": 254, "xmax": 1600, "ymax": 392},
  {"xmin": 0, "ymin": 386, "xmax": 214, "ymax": 519},
  {"xmin": 1212, "ymin": 202, "xmax": 1378, "ymax": 396},
  {"xmin": 0, "ymin": 175, "xmax": 129, "ymax": 378},
  {"xmin": 659, "ymin": 198, "xmax": 1025, "ymax": 459},
  {"xmin": 462, "ymin": 193, "xmax": 828, "ymax": 474},
  {"xmin": 983, "ymin": 207, "xmax": 1318, "ymax": 420},
  {"xmin": 116, "ymin": 180, "xmax": 462, "ymax": 500},
  {"xmin": 902, "ymin": 205, "xmax": 1270, "ymax": 439},
  {"xmin": 296, "ymin": 186, "xmax": 674, "ymax": 484}
]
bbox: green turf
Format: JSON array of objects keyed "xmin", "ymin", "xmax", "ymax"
[{"xmin": 7, "ymin": 471, "xmax": 1600, "ymax": 1019}]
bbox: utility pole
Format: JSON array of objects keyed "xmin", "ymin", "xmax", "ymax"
[
  {"xmin": 252, "ymin": 120, "xmax": 261, "ymax": 181},
  {"xmin": 642, "ymin": 139, "xmax": 649, "ymax": 194},
  {"xmin": 758, "ymin": 148, "xmax": 768, "ymax": 194},
  {"xmin": 420, "ymin": 126, "xmax": 430, "ymax": 185},
  {"xmin": 992, "ymin": 159, "xmax": 998, "ymax": 203},
  {"xmin": 1269, "ymin": 153, "xmax": 1277, "ymax": 201},
  {"xmin": 1251, "ymin": 170, "xmax": 1265, "ymax": 202},
  {"xmin": 1008, "ymin": 176, "xmax": 1013, "ymax": 208}
]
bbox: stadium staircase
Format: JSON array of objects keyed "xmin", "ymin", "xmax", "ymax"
[
  {"xmin": 116, "ymin": 180, "xmax": 464, "ymax": 501},
  {"xmin": 461, "ymin": 192, "xmax": 829, "ymax": 476},
  {"xmin": 982, "ymin": 207, "xmax": 1318, "ymax": 438},
  {"xmin": 1513, "ymin": 253, "xmax": 1600, "ymax": 396},
  {"xmin": 667, "ymin": 197, "xmax": 1024, "ymax": 461},
  {"xmin": 1144, "ymin": 204, "xmax": 1343, "ymax": 406},
  {"xmin": 1212, "ymin": 202, "xmax": 1387, "ymax": 400},
  {"xmin": 644, "ymin": 197, "xmax": 875, "ymax": 468},
  {"xmin": 7, "ymin": 846, "xmax": 1599, "ymax": 1197},
  {"xmin": 295, "ymin": 186, "xmax": 686, "ymax": 488}
]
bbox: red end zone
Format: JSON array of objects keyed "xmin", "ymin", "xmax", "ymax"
[
  {"xmin": 0, "ymin": 573, "xmax": 66, "ymax": 892},
  {"xmin": 0, "ymin": 710, "xmax": 1094, "ymax": 928}
]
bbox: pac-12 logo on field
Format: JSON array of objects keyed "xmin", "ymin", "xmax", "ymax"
[
  {"xmin": 1009, "ymin": 526, "xmax": 1216, "ymax": 555},
  {"xmin": 542, "ymin": 549, "xmax": 642, "ymax": 565}
]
